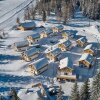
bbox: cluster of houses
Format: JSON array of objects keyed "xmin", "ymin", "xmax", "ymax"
[{"xmin": 12, "ymin": 20, "xmax": 98, "ymax": 81}]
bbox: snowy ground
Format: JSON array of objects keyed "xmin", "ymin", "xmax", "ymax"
[{"xmin": 0, "ymin": 2, "xmax": 100, "ymax": 99}]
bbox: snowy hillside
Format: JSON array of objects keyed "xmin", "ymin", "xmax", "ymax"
[{"xmin": 0, "ymin": 0, "xmax": 100, "ymax": 100}]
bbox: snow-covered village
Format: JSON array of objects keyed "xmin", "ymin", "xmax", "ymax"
[{"xmin": 0, "ymin": 0, "xmax": 100, "ymax": 100}]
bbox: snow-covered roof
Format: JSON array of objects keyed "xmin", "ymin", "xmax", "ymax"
[
  {"xmin": 55, "ymin": 25, "xmax": 64, "ymax": 30},
  {"xmin": 59, "ymin": 57, "xmax": 73, "ymax": 69},
  {"xmin": 79, "ymin": 53, "xmax": 94, "ymax": 64},
  {"xmin": 51, "ymin": 48, "xmax": 61, "ymax": 56},
  {"xmin": 62, "ymin": 30, "xmax": 74, "ymax": 36},
  {"xmin": 41, "ymin": 28, "xmax": 53, "ymax": 34},
  {"xmin": 19, "ymin": 20, "xmax": 36, "ymax": 28},
  {"xmin": 28, "ymin": 33, "xmax": 40, "ymax": 39},
  {"xmin": 77, "ymin": 37, "xmax": 87, "ymax": 43},
  {"xmin": 63, "ymin": 40, "xmax": 71, "ymax": 47},
  {"xmin": 14, "ymin": 40, "xmax": 29, "ymax": 48},
  {"xmin": 24, "ymin": 47, "xmax": 38, "ymax": 57},
  {"xmin": 29, "ymin": 58, "xmax": 48, "ymax": 70},
  {"xmin": 84, "ymin": 44, "xmax": 97, "ymax": 51}
]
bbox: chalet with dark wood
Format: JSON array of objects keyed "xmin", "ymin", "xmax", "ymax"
[
  {"xmin": 52, "ymin": 25, "xmax": 64, "ymax": 33},
  {"xmin": 27, "ymin": 33, "xmax": 40, "ymax": 46},
  {"xmin": 29, "ymin": 58, "xmax": 48, "ymax": 75},
  {"xmin": 46, "ymin": 48, "xmax": 61, "ymax": 62},
  {"xmin": 58, "ymin": 40, "xmax": 72, "ymax": 51},
  {"xmin": 84, "ymin": 44, "xmax": 97, "ymax": 56},
  {"xmin": 17, "ymin": 21, "xmax": 36, "ymax": 31},
  {"xmin": 79, "ymin": 53, "xmax": 96, "ymax": 68},
  {"xmin": 76, "ymin": 37, "xmax": 87, "ymax": 47}
]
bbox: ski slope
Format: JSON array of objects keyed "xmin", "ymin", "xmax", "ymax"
[{"xmin": 0, "ymin": 0, "xmax": 37, "ymax": 30}]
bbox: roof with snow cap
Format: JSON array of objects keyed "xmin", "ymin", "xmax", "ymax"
[
  {"xmin": 59, "ymin": 57, "xmax": 73, "ymax": 69},
  {"xmin": 29, "ymin": 58, "xmax": 48, "ymax": 70},
  {"xmin": 63, "ymin": 40, "xmax": 71, "ymax": 47},
  {"xmin": 19, "ymin": 20, "xmax": 36, "ymax": 28},
  {"xmin": 77, "ymin": 37, "xmax": 87, "ymax": 43},
  {"xmin": 14, "ymin": 40, "xmax": 29, "ymax": 48},
  {"xmin": 51, "ymin": 48, "xmax": 61, "ymax": 56},
  {"xmin": 55, "ymin": 25, "xmax": 64, "ymax": 30},
  {"xmin": 84, "ymin": 44, "xmax": 97, "ymax": 51},
  {"xmin": 24, "ymin": 47, "xmax": 39, "ymax": 57},
  {"xmin": 28, "ymin": 33, "xmax": 40, "ymax": 39},
  {"xmin": 79, "ymin": 53, "xmax": 94, "ymax": 64}
]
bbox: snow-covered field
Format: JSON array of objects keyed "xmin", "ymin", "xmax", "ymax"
[{"xmin": 0, "ymin": 1, "xmax": 100, "ymax": 99}]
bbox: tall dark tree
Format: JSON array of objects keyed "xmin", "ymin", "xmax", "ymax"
[
  {"xmin": 90, "ymin": 71, "xmax": 100, "ymax": 100},
  {"xmin": 56, "ymin": 85, "xmax": 63, "ymax": 100},
  {"xmin": 80, "ymin": 79, "xmax": 90, "ymax": 100},
  {"xmin": 70, "ymin": 82, "xmax": 80, "ymax": 100}
]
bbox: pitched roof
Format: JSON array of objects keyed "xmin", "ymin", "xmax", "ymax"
[
  {"xmin": 56, "ymin": 25, "xmax": 64, "ymax": 30},
  {"xmin": 29, "ymin": 58, "xmax": 48, "ymax": 70},
  {"xmin": 24, "ymin": 47, "xmax": 38, "ymax": 57},
  {"xmin": 62, "ymin": 30, "xmax": 74, "ymax": 36},
  {"xmin": 84, "ymin": 44, "xmax": 97, "ymax": 51},
  {"xmin": 59, "ymin": 57, "xmax": 73, "ymax": 69},
  {"xmin": 19, "ymin": 21, "xmax": 36, "ymax": 28},
  {"xmin": 14, "ymin": 40, "xmax": 29, "ymax": 48},
  {"xmin": 77, "ymin": 37, "xmax": 87, "ymax": 43},
  {"xmin": 51, "ymin": 48, "xmax": 61, "ymax": 56},
  {"xmin": 29, "ymin": 33, "xmax": 40, "ymax": 39},
  {"xmin": 79, "ymin": 53, "xmax": 94, "ymax": 64},
  {"xmin": 63, "ymin": 40, "xmax": 71, "ymax": 47}
]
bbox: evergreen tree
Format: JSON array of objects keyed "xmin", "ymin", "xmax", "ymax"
[
  {"xmin": 0, "ymin": 94, "xmax": 3, "ymax": 100},
  {"xmin": 42, "ymin": 10, "xmax": 46, "ymax": 22},
  {"xmin": 56, "ymin": 85, "xmax": 63, "ymax": 100},
  {"xmin": 80, "ymin": 79, "xmax": 90, "ymax": 100},
  {"xmin": 90, "ymin": 71, "xmax": 100, "ymax": 100},
  {"xmin": 70, "ymin": 81, "xmax": 80, "ymax": 100},
  {"xmin": 16, "ymin": 17, "xmax": 20, "ymax": 24},
  {"xmin": 11, "ymin": 88, "xmax": 20, "ymax": 100}
]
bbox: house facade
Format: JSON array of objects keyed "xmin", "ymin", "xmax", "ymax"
[
  {"xmin": 79, "ymin": 53, "xmax": 96, "ymax": 68},
  {"xmin": 46, "ymin": 48, "xmax": 61, "ymax": 62},
  {"xmin": 84, "ymin": 44, "xmax": 97, "ymax": 55},
  {"xmin": 52, "ymin": 25, "xmax": 64, "ymax": 33},
  {"xmin": 13, "ymin": 40, "xmax": 29, "ymax": 51},
  {"xmin": 76, "ymin": 37, "xmax": 87, "ymax": 47},
  {"xmin": 21, "ymin": 47, "xmax": 39, "ymax": 61},
  {"xmin": 58, "ymin": 40, "xmax": 72, "ymax": 51},
  {"xmin": 17, "ymin": 21, "xmax": 36, "ymax": 31},
  {"xmin": 40, "ymin": 29, "xmax": 52, "ymax": 38},
  {"xmin": 27, "ymin": 33, "xmax": 40, "ymax": 46},
  {"xmin": 29, "ymin": 58, "xmax": 48, "ymax": 75},
  {"xmin": 61, "ymin": 30, "xmax": 74, "ymax": 39}
]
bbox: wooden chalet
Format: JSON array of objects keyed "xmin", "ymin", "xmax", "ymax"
[
  {"xmin": 29, "ymin": 58, "xmax": 48, "ymax": 75},
  {"xmin": 79, "ymin": 53, "xmax": 96, "ymax": 68},
  {"xmin": 40, "ymin": 29, "xmax": 52, "ymax": 38},
  {"xmin": 13, "ymin": 40, "xmax": 29, "ymax": 51},
  {"xmin": 58, "ymin": 57, "xmax": 73, "ymax": 75},
  {"xmin": 84, "ymin": 44, "xmax": 97, "ymax": 56},
  {"xmin": 46, "ymin": 48, "xmax": 61, "ymax": 62},
  {"xmin": 58, "ymin": 40, "xmax": 72, "ymax": 51},
  {"xmin": 76, "ymin": 37, "xmax": 87, "ymax": 47},
  {"xmin": 17, "ymin": 21, "xmax": 36, "ymax": 31},
  {"xmin": 21, "ymin": 47, "xmax": 39, "ymax": 61},
  {"xmin": 27, "ymin": 33, "xmax": 40, "ymax": 46},
  {"xmin": 52, "ymin": 25, "xmax": 64, "ymax": 33},
  {"xmin": 61, "ymin": 30, "xmax": 75, "ymax": 39}
]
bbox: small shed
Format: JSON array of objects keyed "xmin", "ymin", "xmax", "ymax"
[
  {"xmin": 46, "ymin": 48, "xmax": 61, "ymax": 62},
  {"xmin": 58, "ymin": 40, "xmax": 72, "ymax": 51},
  {"xmin": 17, "ymin": 20, "xmax": 36, "ymax": 31},
  {"xmin": 21, "ymin": 47, "xmax": 39, "ymax": 61},
  {"xmin": 13, "ymin": 40, "xmax": 29, "ymax": 51},
  {"xmin": 79, "ymin": 53, "xmax": 96, "ymax": 68},
  {"xmin": 27, "ymin": 33, "xmax": 40, "ymax": 46},
  {"xmin": 61, "ymin": 30, "xmax": 75, "ymax": 39},
  {"xmin": 40, "ymin": 29, "xmax": 53, "ymax": 38},
  {"xmin": 76, "ymin": 37, "xmax": 87, "ymax": 47},
  {"xmin": 52, "ymin": 25, "xmax": 64, "ymax": 33},
  {"xmin": 29, "ymin": 58, "xmax": 48, "ymax": 75},
  {"xmin": 84, "ymin": 44, "xmax": 97, "ymax": 56},
  {"xmin": 59, "ymin": 57, "xmax": 73, "ymax": 75}
]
